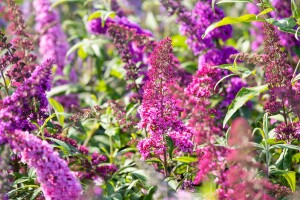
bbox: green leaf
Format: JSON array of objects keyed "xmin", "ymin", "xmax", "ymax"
[
  {"xmin": 216, "ymin": 0, "xmax": 253, "ymax": 4},
  {"xmin": 263, "ymin": 113, "xmax": 269, "ymax": 140},
  {"xmin": 28, "ymin": 168, "xmax": 36, "ymax": 179},
  {"xmin": 49, "ymin": 98, "xmax": 64, "ymax": 126},
  {"xmin": 270, "ymin": 144, "xmax": 300, "ymax": 151},
  {"xmin": 291, "ymin": 0, "xmax": 300, "ymax": 24},
  {"xmin": 282, "ymin": 171, "xmax": 296, "ymax": 192},
  {"xmin": 124, "ymin": 180, "xmax": 139, "ymax": 197},
  {"xmin": 252, "ymin": 127, "xmax": 266, "ymax": 140},
  {"xmin": 214, "ymin": 74, "xmax": 236, "ymax": 91},
  {"xmin": 173, "ymin": 156, "xmax": 197, "ymax": 163},
  {"xmin": 203, "ymin": 14, "xmax": 265, "ymax": 38},
  {"xmin": 88, "ymin": 10, "xmax": 116, "ymax": 22},
  {"xmin": 267, "ymin": 17, "xmax": 300, "ymax": 37},
  {"xmin": 267, "ymin": 17, "xmax": 297, "ymax": 29},
  {"xmin": 117, "ymin": 148, "xmax": 137, "ymax": 155},
  {"xmin": 77, "ymin": 46, "xmax": 88, "ymax": 60},
  {"xmin": 269, "ymin": 114, "xmax": 285, "ymax": 122},
  {"xmin": 132, "ymin": 170, "xmax": 148, "ymax": 181},
  {"xmin": 250, "ymin": 142, "xmax": 265, "ymax": 150},
  {"xmin": 106, "ymin": 182, "xmax": 115, "ymax": 196},
  {"xmin": 30, "ymin": 188, "xmax": 42, "ymax": 200},
  {"xmin": 266, "ymin": 138, "xmax": 284, "ymax": 145},
  {"xmin": 51, "ymin": 0, "xmax": 82, "ymax": 8},
  {"xmin": 223, "ymin": 84, "xmax": 268, "ymax": 127},
  {"xmin": 49, "ymin": 138, "xmax": 72, "ymax": 156},
  {"xmin": 13, "ymin": 177, "xmax": 30, "ymax": 185},
  {"xmin": 171, "ymin": 35, "xmax": 188, "ymax": 48},
  {"xmin": 125, "ymin": 103, "xmax": 139, "ymax": 117},
  {"xmin": 66, "ymin": 39, "xmax": 107, "ymax": 57},
  {"xmin": 215, "ymin": 64, "xmax": 255, "ymax": 78},
  {"xmin": 275, "ymin": 148, "xmax": 292, "ymax": 170},
  {"xmin": 105, "ymin": 126, "xmax": 120, "ymax": 137},
  {"xmin": 257, "ymin": 8, "xmax": 274, "ymax": 17},
  {"xmin": 7, "ymin": 185, "xmax": 39, "ymax": 195},
  {"xmin": 292, "ymin": 72, "xmax": 300, "ymax": 83},
  {"xmin": 292, "ymin": 153, "xmax": 300, "ymax": 163},
  {"xmin": 111, "ymin": 193, "xmax": 123, "ymax": 200},
  {"xmin": 143, "ymin": 186, "xmax": 156, "ymax": 200},
  {"xmin": 165, "ymin": 135, "xmax": 174, "ymax": 159},
  {"xmin": 146, "ymin": 158, "xmax": 163, "ymax": 164},
  {"xmin": 167, "ymin": 179, "xmax": 180, "ymax": 190}
]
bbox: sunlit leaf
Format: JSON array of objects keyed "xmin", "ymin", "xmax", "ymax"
[
  {"xmin": 203, "ymin": 14, "xmax": 265, "ymax": 38},
  {"xmin": 49, "ymin": 98, "xmax": 65, "ymax": 126},
  {"xmin": 282, "ymin": 171, "xmax": 296, "ymax": 192},
  {"xmin": 223, "ymin": 85, "xmax": 268, "ymax": 127}
]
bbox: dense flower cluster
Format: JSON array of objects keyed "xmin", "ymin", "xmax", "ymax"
[
  {"xmin": 0, "ymin": 30, "xmax": 22, "ymax": 86},
  {"xmin": 184, "ymin": 64, "xmax": 222, "ymax": 143},
  {"xmin": 33, "ymin": 0, "xmax": 78, "ymax": 108},
  {"xmin": 247, "ymin": 0, "xmax": 300, "ymax": 50},
  {"xmin": 194, "ymin": 145, "xmax": 228, "ymax": 185},
  {"xmin": 161, "ymin": 0, "xmax": 232, "ymax": 55},
  {"xmin": 88, "ymin": 16, "xmax": 154, "ymax": 101},
  {"xmin": 0, "ymin": 57, "xmax": 82, "ymax": 198},
  {"xmin": 88, "ymin": 16, "xmax": 152, "ymax": 37},
  {"xmin": 1, "ymin": 0, "xmax": 300, "ymax": 198},
  {"xmin": 262, "ymin": 23, "xmax": 294, "ymax": 115},
  {"xmin": 3, "ymin": 0, "xmax": 37, "ymax": 85},
  {"xmin": 33, "ymin": 0, "xmax": 69, "ymax": 73},
  {"xmin": 9, "ymin": 130, "xmax": 82, "ymax": 200},
  {"xmin": 161, "ymin": 0, "xmax": 247, "ymax": 122},
  {"xmin": 137, "ymin": 37, "xmax": 193, "ymax": 160},
  {"xmin": 0, "ymin": 59, "xmax": 53, "ymax": 132},
  {"xmin": 275, "ymin": 122, "xmax": 300, "ymax": 142}
]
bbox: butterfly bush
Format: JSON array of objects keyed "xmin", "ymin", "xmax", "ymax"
[
  {"xmin": 184, "ymin": 64, "xmax": 222, "ymax": 144},
  {"xmin": 247, "ymin": 0, "xmax": 300, "ymax": 51},
  {"xmin": 161, "ymin": 0, "xmax": 232, "ymax": 55},
  {"xmin": 260, "ymin": 23, "xmax": 300, "ymax": 143},
  {"xmin": 33, "ymin": 0, "xmax": 78, "ymax": 108},
  {"xmin": 3, "ymin": 0, "xmax": 300, "ymax": 198},
  {"xmin": 160, "ymin": 0, "xmax": 233, "ymax": 61},
  {"xmin": 198, "ymin": 47, "xmax": 238, "ymax": 68},
  {"xmin": 217, "ymin": 118, "xmax": 281, "ymax": 200},
  {"xmin": 0, "ymin": 59, "xmax": 82, "ymax": 199},
  {"xmin": 0, "ymin": 59, "xmax": 53, "ymax": 133},
  {"xmin": 3, "ymin": 0, "xmax": 37, "ymax": 85},
  {"xmin": 88, "ymin": 16, "xmax": 154, "ymax": 101},
  {"xmin": 33, "ymin": 0, "xmax": 69, "ymax": 73},
  {"xmin": 162, "ymin": 0, "xmax": 248, "ymax": 119},
  {"xmin": 9, "ymin": 130, "xmax": 82, "ymax": 200},
  {"xmin": 137, "ymin": 37, "xmax": 193, "ymax": 160}
]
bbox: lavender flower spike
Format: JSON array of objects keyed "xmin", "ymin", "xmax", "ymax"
[
  {"xmin": 33, "ymin": 0, "xmax": 69, "ymax": 75},
  {"xmin": 9, "ymin": 130, "xmax": 82, "ymax": 200},
  {"xmin": 0, "ymin": 59, "xmax": 83, "ymax": 199}
]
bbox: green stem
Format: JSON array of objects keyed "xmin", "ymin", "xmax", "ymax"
[
  {"xmin": 282, "ymin": 100, "xmax": 288, "ymax": 125},
  {"xmin": 1, "ymin": 71, "xmax": 9, "ymax": 95},
  {"xmin": 163, "ymin": 147, "xmax": 169, "ymax": 177},
  {"xmin": 109, "ymin": 135, "xmax": 113, "ymax": 164}
]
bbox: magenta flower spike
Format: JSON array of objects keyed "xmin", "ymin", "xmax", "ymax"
[{"xmin": 137, "ymin": 37, "xmax": 193, "ymax": 160}]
